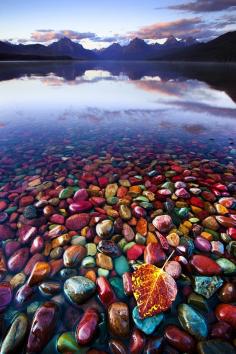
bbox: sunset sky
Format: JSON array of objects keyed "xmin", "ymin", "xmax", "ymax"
[{"xmin": 1, "ymin": 0, "xmax": 235, "ymax": 49}]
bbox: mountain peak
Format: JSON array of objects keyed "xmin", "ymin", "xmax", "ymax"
[{"xmin": 164, "ymin": 35, "xmax": 178, "ymax": 46}]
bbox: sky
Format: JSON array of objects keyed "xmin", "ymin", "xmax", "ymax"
[{"xmin": 0, "ymin": 0, "xmax": 235, "ymax": 49}]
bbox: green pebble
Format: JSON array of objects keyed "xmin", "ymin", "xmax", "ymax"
[
  {"xmin": 97, "ymin": 268, "xmax": 109, "ymax": 277},
  {"xmin": 216, "ymin": 258, "xmax": 236, "ymax": 274},
  {"xmin": 81, "ymin": 256, "xmax": 96, "ymax": 268},
  {"xmin": 5, "ymin": 206, "xmax": 17, "ymax": 214},
  {"xmin": 86, "ymin": 243, "xmax": 97, "ymax": 256},
  {"xmin": 114, "ymin": 255, "xmax": 130, "ymax": 276},
  {"xmin": 118, "ymin": 238, "xmax": 127, "ymax": 249},
  {"xmin": 110, "ymin": 277, "xmax": 127, "ymax": 300},
  {"xmin": 140, "ymin": 202, "xmax": 153, "ymax": 209},
  {"xmin": 71, "ymin": 236, "xmax": 86, "ymax": 246},
  {"xmin": 134, "ymin": 196, "xmax": 149, "ymax": 202},
  {"xmin": 57, "ymin": 332, "xmax": 87, "ymax": 354},
  {"xmin": 189, "ymin": 218, "xmax": 199, "ymax": 223},
  {"xmin": 106, "ymin": 196, "xmax": 118, "ymax": 205},
  {"xmin": 123, "ymin": 242, "xmax": 136, "ymax": 253},
  {"xmin": 135, "ymin": 233, "xmax": 146, "ymax": 245},
  {"xmin": 59, "ymin": 187, "xmax": 74, "ymax": 199}
]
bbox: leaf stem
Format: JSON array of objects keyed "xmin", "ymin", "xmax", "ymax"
[{"xmin": 161, "ymin": 250, "xmax": 175, "ymax": 270}]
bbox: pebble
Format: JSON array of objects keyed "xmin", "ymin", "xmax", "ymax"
[
  {"xmin": 164, "ymin": 325, "xmax": 195, "ymax": 352},
  {"xmin": 108, "ymin": 302, "xmax": 130, "ymax": 337},
  {"xmin": 76, "ymin": 308, "xmax": 99, "ymax": 345},
  {"xmin": 63, "ymin": 245, "xmax": 86, "ymax": 267},
  {"xmin": 152, "ymin": 215, "xmax": 173, "ymax": 233},
  {"xmin": 178, "ymin": 304, "xmax": 208, "ymax": 339},
  {"xmin": 114, "ymin": 255, "xmax": 130, "ymax": 276},
  {"xmin": 190, "ymin": 255, "xmax": 222, "ymax": 275},
  {"xmin": 66, "ymin": 213, "xmax": 90, "ymax": 230},
  {"xmin": 96, "ymin": 220, "xmax": 114, "ymax": 239},
  {"xmin": 0, "ymin": 314, "xmax": 28, "ymax": 354},
  {"xmin": 215, "ymin": 304, "xmax": 236, "ymax": 329},
  {"xmin": 0, "ymin": 282, "xmax": 12, "ymax": 311},
  {"xmin": 132, "ymin": 306, "xmax": 163, "ymax": 335},
  {"xmin": 27, "ymin": 301, "xmax": 59, "ymax": 353},
  {"xmin": 64, "ymin": 276, "xmax": 96, "ymax": 305}
]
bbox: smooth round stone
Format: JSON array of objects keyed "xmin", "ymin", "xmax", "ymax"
[
  {"xmin": 194, "ymin": 237, "xmax": 212, "ymax": 252},
  {"xmin": 96, "ymin": 253, "xmax": 113, "ymax": 270},
  {"xmin": 105, "ymin": 183, "xmax": 118, "ymax": 198},
  {"xmin": 215, "ymin": 304, "xmax": 236, "ymax": 329},
  {"xmin": 122, "ymin": 223, "xmax": 135, "ymax": 242},
  {"xmin": 119, "ymin": 205, "xmax": 131, "ymax": 220},
  {"xmin": 59, "ymin": 187, "xmax": 74, "ymax": 199},
  {"xmin": 0, "ymin": 313, "xmax": 28, "ymax": 354},
  {"xmin": 216, "ymin": 258, "xmax": 236, "ymax": 274},
  {"xmin": 86, "ymin": 243, "xmax": 97, "ymax": 256},
  {"xmin": 178, "ymin": 304, "xmax": 208, "ymax": 339},
  {"xmin": 69, "ymin": 201, "xmax": 93, "ymax": 213},
  {"xmin": 23, "ymin": 205, "xmax": 37, "ymax": 219},
  {"xmin": 152, "ymin": 215, "xmax": 173, "ymax": 233},
  {"xmin": 175, "ymin": 188, "xmax": 190, "ymax": 199},
  {"xmin": 110, "ymin": 277, "xmax": 126, "ymax": 300},
  {"xmin": 71, "ymin": 235, "xmax": 86, "ymax": 246},
  {"xmin": 97, "ymin": 240, "xmax": 121, "ymax": 258},
  {"xmin": 164, "ymin": 325, "xmax": 195, "ymax": 352},
  {"xmin": 164, "ymin": 261, "xmax": 182, "ymax": 279},
  {"xmin": 81, "ymin": 256, "xmax": 96, "ymax": 268},
  {"xmin": 27, "ymin": 261, "xmax": 51, "ymax": 287},
  {"xmin": 190, "ymin": 255, "xmax": 221, "ymax": 276},
  {"xmin": 216, "ymin": 216, "xmax": 236, "ymax": 228},
  {"xmin": 64, "ymin": 276, "xmax": 96, "ymax": 305},
  {"xmin": 218, "ymin": 282, "xmax": 236, "ymax": 303},
  {"xmin": 96, "ymin": 276, "xmax": 117, "ymax": 307},
  {"xmin": 15, "ymin": 283, "xmax": 35, "ymax": 306},
  {"xmin": 39, "ymin": 282, "xmax": 61, "ymax": 297},
  {"xmin": 27, "ymin": 301, "xmax": 59, "ymax": 353},
  {"xmin": 129, "ymin": 328, "xmax": 145, "ymax": 354},
  {"xmin": 63, "ymin": 245, "xmax": 86, "ymax": 267},
  {"xmin": 127, "ymin": 244, "xmax": 145, "ymax": 261},
  {"xmin": 197, "ymin": 339, "xmax": 236, "ymax": 354},
  {"xmin": 96, "ymin": 220, "xmax": 114, "ymax": 239},
  {"xmin": 132, "ymin": 306, "xmax": 164, "ymax": 335},
  {"xmin": 0, "ymin": 282, "xmax": 12, "ymax": 311},
  {"xmin": 76, "ymin": 308, "xmax": 99, "ymax": 345},
  {"xmin": 9, "ymin": 272, "xmax": 26, "ymax": 289},
  {"xmin": 18, "ymin": 225, "xmax": 37, "ymax": 244},
  {"xmin": 187, "ymin": 293, "xmax": 209, "ymax": 312},
  {"xmin": 50, "ymin": 247, "xmax": 63, "ymax": 259},
  {"xmin": 166, "ymin": 233, "xmax": 180, "ymax": 247},
  {"xmin": 57, "ymin": 332, "xmax": 87, "ymax": 353},
  {"xmin": 60, "ymin": 268, "xmax": 77, "ymax": 279},
  {"xmin": 210, "ymin": 321, "xmax": 232, "ymax": 340},
  {"xmin": 114, "ymin": 255, "xmax": 130, "ymax": 276},
  {"xmin": 202, "ymin": 216, "xmax": 219, "ymax": 231},
  {"xmin": 66, "ymin": 214, "xmax": 90, "ymax": 230},
  {"xmin": 74, "ymin": 188, "xmax": 89, "ymax": 202},
  {"xmin": 108, "ymin": 302, "xmax": 130, "ymax": 337},
  {"xmin": 109, "ymin": 339, "xmax": 127, "ymax": 354},
  {"xmin": 7, "ymin": 248, "xmax": 29, "ymax": 273},
  {"xmin": 4, "ymin": 240, "xmax": 21, "ymax": 257},
  {"xmin": 97, "ymin": 268, "xmax": 109, "ymax": 277}
]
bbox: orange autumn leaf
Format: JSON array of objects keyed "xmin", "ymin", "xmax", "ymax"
[{"xmin": 132, "ymin": 263, "xmax": 177, "ymax": 319}]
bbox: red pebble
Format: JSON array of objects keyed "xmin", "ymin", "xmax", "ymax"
[
  {"xmin": 76, "ymin": 308, "xmax": 99, "ymax": 345},
  {"xmin": 127, "ymin": 244, "xmax": 145, "ymax": 261},
  {"xmin": 215, "ymin": 304, "xmax": 236, "ymax": 329}
]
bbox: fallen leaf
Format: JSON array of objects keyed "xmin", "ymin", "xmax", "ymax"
[{"xmin": 132, "ymin": 263, "xmax": 177, "ymax": 318}]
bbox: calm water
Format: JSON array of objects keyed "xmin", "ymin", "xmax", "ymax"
[{"xmin": 1, "ymin": 62, "xmax": 236, "ymax": 353}]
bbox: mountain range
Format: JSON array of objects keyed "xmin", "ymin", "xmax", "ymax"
[{"xmin": 0, "ymin": 31, "xmax": 235, "ymax": 62}]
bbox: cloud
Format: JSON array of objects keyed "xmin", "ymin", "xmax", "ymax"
[
  {"xmin": 128, "ymin": 17, "xmax": 216, "ymax": 40},
  {"xmin": 30, "ymin": 29, "xmax": 96, "ymax": 42},
  {"xmin": 168, "ymin": 0, "xmax": 236, "ymax": 13}
]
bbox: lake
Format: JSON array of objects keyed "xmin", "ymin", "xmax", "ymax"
[{"xmin": 0, "ymin": 61, "xmax": 236, "ymax": 353}]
